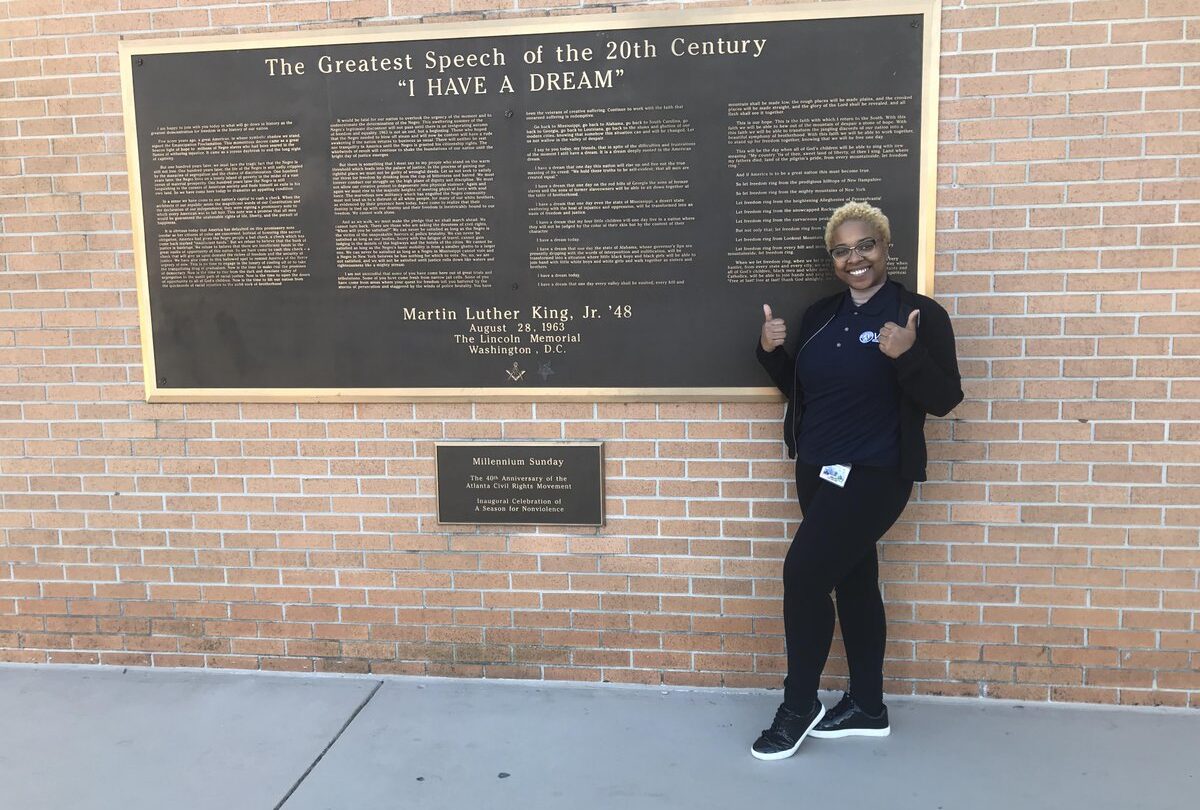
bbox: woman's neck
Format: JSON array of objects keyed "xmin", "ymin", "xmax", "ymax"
[{"xmin": 850, "ymin": 279, "xmax": 887, "ymax": 306}]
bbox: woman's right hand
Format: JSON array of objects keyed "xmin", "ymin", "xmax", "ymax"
[{"xmin": 760, "ymin": 304, "xmax": 786, "ymax": 352}]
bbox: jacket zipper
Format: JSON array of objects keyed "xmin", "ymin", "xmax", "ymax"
[{"xmin": 791, "ymin": 313, "xmax": 836, "ymax": 453}]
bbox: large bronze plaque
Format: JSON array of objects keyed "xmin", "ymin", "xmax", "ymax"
[
  {"xmin": 435, "ymin": 442, "xmax": 604, "ymax": 526},
  {"xmin": 119, "ymin": 3, "xmax": 941, "ymax": 402}
]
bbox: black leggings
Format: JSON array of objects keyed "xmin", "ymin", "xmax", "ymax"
[{"xmin": 782, "ymin": 462, "xmax": 913, "ymax": 715}]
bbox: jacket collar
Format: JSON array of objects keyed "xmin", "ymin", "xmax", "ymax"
[
  {"xmin": 842, "ymin": 277, "xmax": 899, "ymax": 316},
  {"xmin": 814, "ymin": 277, "xmax": 911, "ymax": 321}
]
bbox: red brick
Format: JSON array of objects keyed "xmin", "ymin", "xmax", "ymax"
[
  {"xmin": 1147, "ymin": 42, "xmax": 1200, "ymax": 64},
  {"xmin": 1107, "ymin": 66, "xmax": 1181, "ymax": 88},
  {"xmin": 1037, "ymin": 24, "xmax": 1109, "ymax": 46},
  {"xmin": 1072, "ymin": 0, "xmax": 1148, "ymax": 22},
  {"xmin": 1070, "ymin": 45, "xmax": 1147, "ymax": 68}
]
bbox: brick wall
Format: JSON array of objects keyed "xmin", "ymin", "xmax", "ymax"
[{"xmin": 2, "ymin": 0, "xmax": 1197, "ymax": 708}]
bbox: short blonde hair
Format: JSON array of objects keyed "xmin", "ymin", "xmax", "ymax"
[{"xmin": 825, "ymin": 202, "xmax": 891, "ymax": 250}]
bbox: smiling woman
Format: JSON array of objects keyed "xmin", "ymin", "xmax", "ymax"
[{"xmin": 750, "ymin": 200, "xmax": 963, "ymax": 761}]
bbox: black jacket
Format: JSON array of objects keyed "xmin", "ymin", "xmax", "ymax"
[{"xmin": 755, "ymin": 279, "xmax": 963, "ymax": 482}]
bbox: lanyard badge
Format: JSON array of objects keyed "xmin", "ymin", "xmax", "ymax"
[{"xmin": 819, "ymin": 464, "xmax": 851, "ymax": 488}]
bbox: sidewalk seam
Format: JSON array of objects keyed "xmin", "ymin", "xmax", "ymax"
[{"xmin": 274, "ymin": 679, "xmax": 384, "ymax": 810}]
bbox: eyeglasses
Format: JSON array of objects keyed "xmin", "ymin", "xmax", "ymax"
[{"xmin": 829, "ymin": 238, "xmax": 878, "ymax": 261}]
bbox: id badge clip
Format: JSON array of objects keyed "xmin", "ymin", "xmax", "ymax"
[{"xmin": 819, "ymin": 464, "xmax": 851, "ymax": 488}]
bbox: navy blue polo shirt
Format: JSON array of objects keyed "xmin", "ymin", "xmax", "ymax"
[{"xmin": 795, "ymin": 282, "xmax": 902, "ymax": 468}]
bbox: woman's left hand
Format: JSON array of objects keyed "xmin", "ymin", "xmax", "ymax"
[{"xmin": 879, "ymin": 310, "xmax": 919, "ymax": 359}]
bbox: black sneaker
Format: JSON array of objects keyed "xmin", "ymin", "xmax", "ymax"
[
  {"xmin": 808, "ymin": 692, "xmax": 890, "ymax": 738},
  {"xmin": 750, "ymin": 701, "xmax": 826, "ymax": 760}
]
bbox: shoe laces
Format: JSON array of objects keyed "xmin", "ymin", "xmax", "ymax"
[{"xmin": 760, "ymin": 703, "xmax": 803, "ymax": 745}]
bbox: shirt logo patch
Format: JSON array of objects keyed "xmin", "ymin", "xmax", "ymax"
[{"xmin": 859, "ymin": 331, "xmax": 880, "ymax": 344}]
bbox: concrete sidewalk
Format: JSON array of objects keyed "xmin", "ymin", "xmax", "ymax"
[{"xmin": 2, "ymin": 664, "xmax": 1195, "ymax": 810}]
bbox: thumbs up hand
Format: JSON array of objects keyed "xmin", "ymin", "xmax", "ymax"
[
  {"xmin": 760, "ymin": 304, "xmax": 786, "ymax": 352},
  {"xmin": 879, "ymin": 309, "xmax": 919, "ymax": 359}
]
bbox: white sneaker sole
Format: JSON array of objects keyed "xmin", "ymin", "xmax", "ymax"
[
  {"xmin": 809, "ymin": 725, "xmax": 891, "ymax": 739},
  {"xmin": 750, "ymin": 704, "xmax": 826, "ymax": 760}
]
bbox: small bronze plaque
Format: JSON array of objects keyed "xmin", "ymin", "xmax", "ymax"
[{"xmin": 435, "ymin": 442, "xmax": 604, "ymax": 526}]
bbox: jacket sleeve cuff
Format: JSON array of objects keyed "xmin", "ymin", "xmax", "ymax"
[
  {"xmin": 891, "ymin": 340, "xmax": 929, "ymax": 377},
  {"xmin": 756, "ymin": 341, "xmax": 779, "ymax": 363}
]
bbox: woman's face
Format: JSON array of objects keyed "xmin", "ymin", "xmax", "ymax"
[{"xmin": 829, "ymin": 219, "xmax": 888, "ymax": 292}]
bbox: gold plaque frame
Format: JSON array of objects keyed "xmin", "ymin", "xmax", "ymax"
[{"xmin": 120, "ymin": 1, "xmax": 941, "ymax": 403}]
